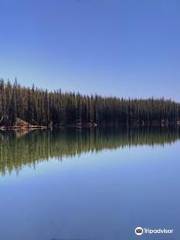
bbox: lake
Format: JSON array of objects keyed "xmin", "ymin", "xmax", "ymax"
[{"xmin": 0, "ymin": 128, "xmax": 179, "ymax": 240}]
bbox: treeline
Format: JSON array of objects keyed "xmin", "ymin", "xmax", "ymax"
[{"xmin": 0, "ymin": 79, "xmax": 180, "ymax": 127}]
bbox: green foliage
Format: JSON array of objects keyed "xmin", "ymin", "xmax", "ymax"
[{"xmin": 0, "ymin": 79, "xmax": 179, "ymax": 127}]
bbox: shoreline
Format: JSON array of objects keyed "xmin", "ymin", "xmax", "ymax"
[{"xmin": 0, "ymin": 123, "xmax": 179, "ymax": 131}]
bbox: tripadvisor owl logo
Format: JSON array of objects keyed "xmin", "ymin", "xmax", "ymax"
[{"xmin": 135, "ymin": 226, "xmax": 144, "ymax": 236}]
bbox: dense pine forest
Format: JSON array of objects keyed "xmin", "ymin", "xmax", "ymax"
[{"xmin": 0, "ymin": 79, "xmax": 180, "ymax": 128}]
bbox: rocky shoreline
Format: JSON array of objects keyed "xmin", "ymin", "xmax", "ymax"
[{"xmin": 0, "ymin": 118, "xmax": 180, "ymax": 131}]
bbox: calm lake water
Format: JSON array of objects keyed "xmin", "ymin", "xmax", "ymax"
[{"xmin": 0, "ymin": 128, "xmax": 179, "ymax": 240}]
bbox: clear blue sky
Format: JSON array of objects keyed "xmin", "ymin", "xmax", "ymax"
[{"xmin": 0, "ymin": 0, "xmax": 180, "ymax": 100}]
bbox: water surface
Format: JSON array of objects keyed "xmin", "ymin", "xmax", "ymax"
[{"xmin": 0, "ymin": 128, "xmax": 179, "ymax": 240}]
